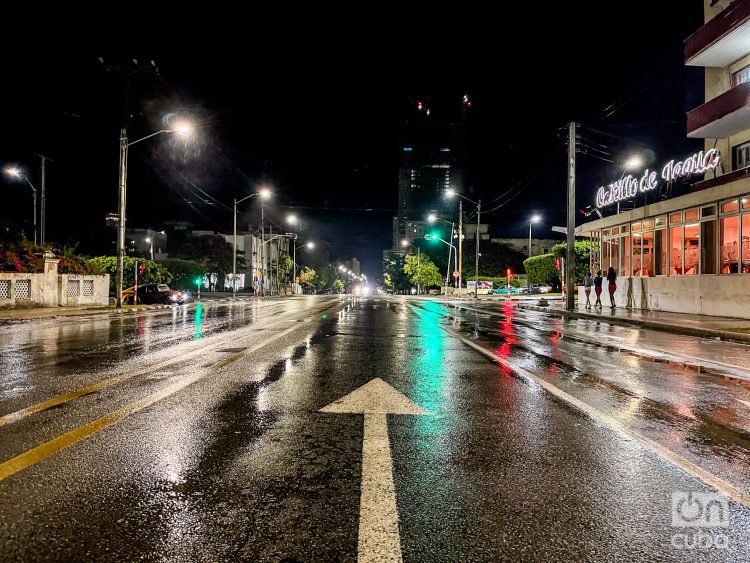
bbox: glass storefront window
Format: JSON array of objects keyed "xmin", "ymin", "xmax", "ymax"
[
  {"xmin": 643, "ymin": 219, "xmax": 654, "ymax": 230},
  {"xmin": 702, "ymin": 205, "xmax": 716, "ymax": 218},
  {"xmin": 684, "ymin": 224, "xmax": 699, "ymax": 275},
  {"xmin": 701, "ymin": 220, "xmax": 717, "ymax": 274},
  {"xmin": 670, "ymin": 227, "xmax": 683, "ymax": 275},
  {"xmin": 612, "ymin": 227, "xmax": 620, "ymax": 235},
  {"xmin": 721, "ymin": 215, "xmax": 740, "ymax": 273},
  {"xmin": 743, "ymin": 197, "xmax": 750, "ymax": 210},
  {"xmin": 642, "ymin": 230, "xmax": 654, "ymax": 276},
  {"xmin": 622, "ymin": 235, "xmax": 631, "ymax": 277},
  {"xmin": 602, "ymin": 239, "xmax": 611, "ymax": 272},
  {"xmin": 721, "ymin": 199, "xmax": 739, "ymax": 214},
  {"xmin": 631, "ymin": 221, "xmax": 642, "ymax": 232},
  {"xmin": 611, "ymin": 237, "xmax": 620, "ymax": 275},
  {"xmin": 632, "ymin": 235, "xmax": 642, "ymax": 275},
  {"xmin": 655, "ymin": 216, "xmax": 666, "ymax": 227},
  {"xmin": 743, "ymin": 215, "xmax": 750, "ymax": 272},
  {"xmin": 655, "ymin": 229, "xmax": 667, "ymax": 275},
  {"xmin": 670, "ymin": 212, "xmax": 682, "ymax": 224},
  {"xmin": 685, "ymin": 209, "xmax": 699, "ymax": 222}
]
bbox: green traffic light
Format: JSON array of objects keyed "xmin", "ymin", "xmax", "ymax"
[
  {"xmin": 195, "ymin": 277, "xmax": 202, "ymax": 285},
  {"xmin": 430, "ymin": 234, "xmax": 438, "ymax": 240}
]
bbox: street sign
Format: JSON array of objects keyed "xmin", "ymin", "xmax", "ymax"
[{"xmin": 453, "ymin": 271, "xmax": 459, "ymax": 278}]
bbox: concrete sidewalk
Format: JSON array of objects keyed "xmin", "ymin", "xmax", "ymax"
[{"xmin": 518, "ymin": 301, "xmax": 750, "ymax": 344}]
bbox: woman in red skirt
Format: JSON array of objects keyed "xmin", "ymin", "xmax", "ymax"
[{"xmin": 606, "ymin": 266, "xmax": 617, "ymax": 309}]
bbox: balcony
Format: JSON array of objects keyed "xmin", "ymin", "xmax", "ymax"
[
  {"xmin": 687, "ymin": 80, "xmax": 750, "ymax": 138},
  {"xmin": 685, "ymin": 0, "xmax": 750, "ymax": 67}
]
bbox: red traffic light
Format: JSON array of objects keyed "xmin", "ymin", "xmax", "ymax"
[
  {"xmin": 139, "ymin": 262, "xmax": 145, "ymax": 275},
  {"xmin": 555, "ymin": 258, "xmax": 561, "ymax": 270},
  {"xmin": 506, "ymin": 269, "xmax": 512, "ymax": 279}
]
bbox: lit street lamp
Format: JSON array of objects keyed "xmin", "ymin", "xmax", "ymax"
[
  {"xmin": 426, "ymin": 213, "xmax": 457, "ymax": 294},
  {"xmin": 4, "ymin": 166, "xmax": 38, "ymax": 244},
  {"xmin": 446, "ymin": 189, "xmax": 481, "ymax": 298},
  {"xmin": 144, "ymin": 237, "xmax": 154, "ymax": 261},
  {"xmin": 528, "ymin": 214, "xmax": 542, "ymax": 289},
  {"xmin": 233, "ymin": 188, "xmax": 271, "ymax": 298},
  {"xmin": 292, "ymin": 240, "xmax": 314, "ymax": 294},
  {"xmin": 116, "ymin": 118, "xmax": 194, "ymax": 308},
  {"xmin": 401, "ymin": 239, "xmax": 422, "ymax": 295}
]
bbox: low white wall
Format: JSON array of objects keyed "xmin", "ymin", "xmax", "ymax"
[
  {"xmin": 0, "ymin": 259, "xmax": 109, "ymax": 308},
  {"xmin": 578, "ymin": 276, "xmax": 750, "ymax": 319}
]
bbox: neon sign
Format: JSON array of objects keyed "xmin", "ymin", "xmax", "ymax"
[{"xmin": 595, "ymin": 149, "xmax": 720, "ymax": 208}]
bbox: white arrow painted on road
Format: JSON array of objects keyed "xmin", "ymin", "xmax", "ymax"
[{"xmin": 321, "ymin": 378, "xmax": 432, "ymax": 563}]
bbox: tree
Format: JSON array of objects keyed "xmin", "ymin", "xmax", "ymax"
[
  {"xmin": 404, "ymin": 254, "xmax": 443, "ymax": 290},
  {"xmin": 298, "ymin": 266, "xmax": 317, "ymax": 287},
  {"xmin": 88, "ymin": 256, "xmax": 172, "ymax": 293},
  {"xmin": 382, "ymin": 253, "xmax": 410, "ymax": 293},
  {"xmin": 277, "ymin": 252, "xmax": 293, "ymax": 281},
  {"xmin": 331, "ymin": 279, "xmax": 345, "ymax": 294},
  {"xmin": 173, "ymin": 235, "xmax": 239, "ymax": 291},
  {"xmin": 159, "ymin": 259, "xmax": 205, "ymax": 290},
  {"xmin": 522, "ymin": 253, "xmax": 559, "ymax": 286},
  {"xmin": 552, "ymin": 240, "xmax": 592, "ymax": 282}
]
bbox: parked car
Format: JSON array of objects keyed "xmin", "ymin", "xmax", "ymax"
[
  {"xmin": 529, "ymin": 283, "xmax": 553, "ymax": 294},
  {"xmin": 490, "ymin": 286, "xmax": 521, "ymax": 295},
  {"xmin": 122, "ymin": 283, "xmax": 186, "ymax": 305}
]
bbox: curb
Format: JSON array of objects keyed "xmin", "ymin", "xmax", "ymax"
[
  {"xmin": 518, "ymin": 304, "xmax": 750, "ymax": 345},
  {"xmin": 0, "ymin": 295, "xmax": 292, "ymax": 324}
]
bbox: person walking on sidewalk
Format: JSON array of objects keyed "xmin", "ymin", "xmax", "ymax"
[
  {"xmin": 583, "ymin": 272, "xmax": 593, "ymax": 309},
  {"xmin": 594, "ymin": 270, "xmax": 603, "ymax": 309},
  {"xmin": 606, "ymin": 266, "xmax": 618, "ymax": 309}
]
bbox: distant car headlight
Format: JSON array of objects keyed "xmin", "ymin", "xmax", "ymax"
[{"xmin": 170, "ymin": 294, "xmax": 179, "ymax": 301}]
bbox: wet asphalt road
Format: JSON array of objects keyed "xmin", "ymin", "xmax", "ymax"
[{"xmin": 2, "ymin": 295, "xmax": 750, "ymax": 561}]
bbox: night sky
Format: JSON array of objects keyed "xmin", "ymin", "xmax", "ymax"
[{"xmin": 0, "ymin": 4, "xmax": 705, "ymax": 279}]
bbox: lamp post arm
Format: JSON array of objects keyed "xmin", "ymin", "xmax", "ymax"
[{"xmin": 127, "ymin": 129, "xmax": 171, "ymax": 148}]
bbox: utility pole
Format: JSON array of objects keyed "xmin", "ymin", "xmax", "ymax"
[
  {"xmin": 458, "ymin": 200, "xmax": 463, "ymax": 298},
  {"xmin": 260, "ymin": 203, "xmax": 265, "ymax": 297},
  {"xmin": 39, "ymin": 155, "xmax": 48, "ymax": 246},
  {"xmin": 566, "ymin": 122, "xmax": 576, "ymax": 310},
  {"xmin": 116, "ymin": 128, "xmax": 128, "ymax": 308},
  {"xmin": 474, "ymin": 198, "xmax": 481, "ymax": 299},
  {"xmin": 233, "ymin": 197, "xmax": 238, "ymax": 298},
  {"xmin": 269, "ymin": 224, "xmax": 274, "ymax": 296}
]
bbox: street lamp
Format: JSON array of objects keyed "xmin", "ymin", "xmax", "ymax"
[
  {"xmin": 4, "ymin": 166, "xmax": 37, "ymax": 245},
  {"xmin": 233, "ymin": 188, "xmax": 272, "ymax": 298},
  {"xmin": 528, "ymin": 214, "xmax": 542, "ymax": 289},
  {"xmin": 115, "ymin": 118, "xmax": 194, "ymax": 308},
  {"xmin": 446, "ymin": 189, "xmax": 481, "ymax": 298},
  {"xmin": 292, "ymin": 240, "xmax": 314, "ymax": 294},
  {"xmin": 426, "ymin": 213, "xmax": 457, "ymax": 294},
  {"xmin": 401, "ymin": 239, "xmax": 422, "ymax": 295},
  {"xmin": 144, "ymin": 237, "xmax": 154, "ymax": 260},
  {"xmin": 624, "ymin": 155, "xmax": 643, "ymax": 170}
]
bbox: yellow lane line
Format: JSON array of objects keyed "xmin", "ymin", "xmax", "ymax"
[
  {"xmin": 0, "ymin": 301, "xmax": 334, "ymax": 428},
  {"xmin": 0, "ymin": 305, "xmax": 337, "ymax": 482}
]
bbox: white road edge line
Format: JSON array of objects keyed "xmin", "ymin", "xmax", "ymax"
[{"xmin": 440, "ymin": 322, "xmax": 750, "ymax": 511}]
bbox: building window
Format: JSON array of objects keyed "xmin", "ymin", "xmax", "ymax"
[
  {"xmin": 621, "ymin": 235, "xmax": 631, "ymax": 277},
  {"xmin": 642, "ymin": 230, "xmax": 654, "ymax": 276},
  {"xmin": 735, "ymin": 141, "xmax": 750, "ymax": 171},
  {"xmin": 611, "ymin": 238, "xmax": 620, "ymax": 274},
  {"xmin": 701, "ymin": 219, "xmax": 717, "ymax": 274},
  {"xmin": 732, "ymin": 64, "xmax": 750, "ymax": 86},
  {"xmin": 721, "ymin": 215, "xmax": 740, "ymax": 273},
  {"xmin": 670, "ymin": 226, "xmax": 683, "ymax": 275},
  {"xmin": 684, "ymin": 224, "xmax": 699, "ymax": 275},
  {"xmin": 721, "ymin": 199, "xmax": 739, "ymax": 214},
  {"xmin": 744, "ymin": 215, "xmax": 750, "ymax": 273},
  {"xmin": 632, "ymin": 234, "xmax": 641, "ymax": 275},
  {"xmin": 655, "ymin": 229, "xmax": 667, "ymax": 275},
  {"xmin": 685, "ymin": 208, "xmax": 699, "ymax": 222}
]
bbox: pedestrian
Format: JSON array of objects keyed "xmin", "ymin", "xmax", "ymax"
[
  {"xmin": 606, "ymin": 266, "xmax": 618, "ymax": 309},
  {"xmin": 583, "ymin": 271, "xmax": 593, "ymax": 309},
  {"xmin": 594, "ymin": 270, "xmax": 603, "ymax": 309}
]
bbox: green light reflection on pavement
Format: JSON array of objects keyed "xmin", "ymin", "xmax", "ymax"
[{"xmin": 194, "ymin": 302, "xmax": 204, "ymax": 340}]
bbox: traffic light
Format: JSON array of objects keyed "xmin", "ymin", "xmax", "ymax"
[
  {"xmin": 195, "ymin": 276, "xmax": 202, "ymax": 286},
  {"xmin": 138, "ymin": 262, "xmax": 145, "ymax": 275},
  {"xmin": 555, "ymin": 258, "xmax": 561, "ymax": 271},
  {"xmin": 507, "ymin": 269, "xmax": 512, "ymax": 280}
]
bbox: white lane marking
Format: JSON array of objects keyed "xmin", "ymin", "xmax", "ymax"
[
  {"xmin": 320, "ymin": 378, "xmax": 430, "ymax": 563},
  {"xmin": 444, "ymin": 327, "xmax": 750, "ymax": 510}
]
